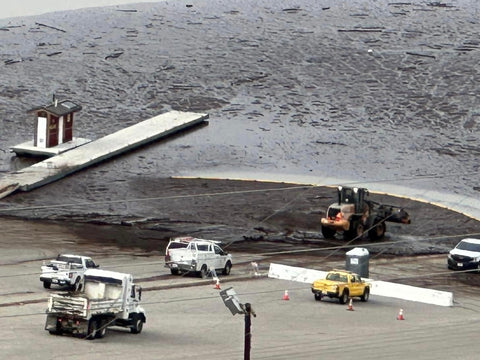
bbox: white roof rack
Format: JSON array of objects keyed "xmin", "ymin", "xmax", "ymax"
[{"xmin": 171, "ymin": 237, "xmax": 221, "ymax": 245}]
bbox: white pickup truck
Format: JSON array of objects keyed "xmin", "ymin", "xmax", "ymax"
[
  {"xmin": 45, "ymin": 269, "xmax": 146, "ymax": 339},
  {"xmin": 40, "ymin": 254, "xmax": 99, "ymax": 290},
  {"xmin": 165, "ymin": 237, "xmax": 233, "ymax": 278}
]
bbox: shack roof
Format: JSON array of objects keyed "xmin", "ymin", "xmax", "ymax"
[{"xmin": 28, "ymin": 99, "xmax": 82, "ymax": 117}]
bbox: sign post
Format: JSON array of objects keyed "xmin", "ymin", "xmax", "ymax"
[{"xmin": 220, "ymin": 287, "xmax": 256, "ymax": 360}]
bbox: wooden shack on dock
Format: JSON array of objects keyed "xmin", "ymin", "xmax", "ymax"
[
  {"xmin": 28, "ymin": 95, "xmax": 82, "ymax": 148},
  {"xmin": 10, "ymin": 95, "xmax": 90, "ymax": 157}
]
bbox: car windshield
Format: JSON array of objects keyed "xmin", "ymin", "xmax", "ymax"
[{"xmin": 456, "ymin": 241, "xmax": 480, "ymax": 252}]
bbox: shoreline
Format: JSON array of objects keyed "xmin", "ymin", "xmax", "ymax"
[{"xmin": 176, "ymin": 172, "xmax": 480, "ymax": 221}]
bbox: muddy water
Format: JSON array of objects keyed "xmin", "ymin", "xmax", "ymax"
[{"xmin": 0, "ymin": 0, "xmax": 479, "ymax": 243}]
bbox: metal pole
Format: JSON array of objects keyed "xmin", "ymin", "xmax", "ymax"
[{"xmin": 244, "ymin": 303, "xmax": 252, "ymax": 360}]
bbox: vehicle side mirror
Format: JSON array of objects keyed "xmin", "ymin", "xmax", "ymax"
[{"xmin": 95, "ymin": 264, "xmax": 100, "ymax": 268}]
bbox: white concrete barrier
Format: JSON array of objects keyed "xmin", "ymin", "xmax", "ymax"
[
  {"xmin": 268, "ymin": 263, "xmax": 454, "ymax": 307},
  {"xmin": 369, "ymin": 280, "xmax": 454, "ymax": 307},
  {"xmin": 268, "ymin": 263, "xmax": 327, "ymax": 284}
]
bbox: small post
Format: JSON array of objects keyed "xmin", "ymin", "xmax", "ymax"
[{"xmin": 244, "ymin": 303, "xmax": 256, "ymax": 360}]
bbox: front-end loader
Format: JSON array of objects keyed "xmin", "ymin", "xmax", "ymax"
[{"xmin": 320, "ymin": 186, "xmax": 410, "ymax": 241}]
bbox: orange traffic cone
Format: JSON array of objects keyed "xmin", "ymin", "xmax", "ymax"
[
  {"xmin": 397, "ymin": 308, "xmax": 405, "ymax": 320},
  {"xmin": 214, "ymin": 279, "xmax": 221, "ymax": 290},
  {"xmin": 346, "ymin": 298, "xmax": 354, "ymax": 311},
  {"xmin": 282, "ymin": 290, "xmax": 290, "ymax": 301}
]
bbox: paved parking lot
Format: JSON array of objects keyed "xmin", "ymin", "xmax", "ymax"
[{"xmin": 2, "ymin": 249, "xmax": 480, "ymax": 360}]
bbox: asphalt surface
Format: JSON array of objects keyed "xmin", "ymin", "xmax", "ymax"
[
  {"xmin": 2, "ymin": 222, "xmax": 480, "ymax": 360},
  {"xmin": 2, "ymin": 249, "xmax": 480, "ymax": 360}
]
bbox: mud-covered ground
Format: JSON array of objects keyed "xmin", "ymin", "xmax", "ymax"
[
  {"xmin": 0, "ymin": 0, "xmax": 479, "ymax": 257},
  {"xmin": 1, "ymin": 177, "xmax": 479, "ymax": 258}
]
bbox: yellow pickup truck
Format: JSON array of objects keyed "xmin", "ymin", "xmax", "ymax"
[{"xmin": 311, "ymin": 270, "xmax": 370, "ymax": 304}]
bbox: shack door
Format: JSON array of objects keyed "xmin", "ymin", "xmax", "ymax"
[
  {"xmin": 63, "ymin": 113, "xmax": 73, "ymax": 142},
  {"xmin": 36, "ymin": 116, "xmax": 47, "ymax": 148},
  {"xmin": 47, "ymin": 116, "xmax": 59, "ymax": 148}
]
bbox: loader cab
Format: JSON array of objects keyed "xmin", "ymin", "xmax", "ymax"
[{"xmin": 337, "ymin": 186, "xmax": 368, "ymax": 213}]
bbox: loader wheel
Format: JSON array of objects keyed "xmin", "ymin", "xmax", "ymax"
[
  {"xmin": 345, "ymin": 221, "xmax": 364, "ymax": 240},
  {"xmin": 368, "ymin": 219, "xmax": 386, "ymax": 241},
  {"xmin": 321, "ymin": 226, "xmax": 336, "ymax": 239}
]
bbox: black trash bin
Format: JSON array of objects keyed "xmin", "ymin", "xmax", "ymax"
[{"xmin": 345, "ymin": 247, "xmax": 369, "ymax": 278}]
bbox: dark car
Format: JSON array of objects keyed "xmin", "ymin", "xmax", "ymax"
[{"xmin": 447, "ymin": 238, "xmax": 480, "ymax": 270}]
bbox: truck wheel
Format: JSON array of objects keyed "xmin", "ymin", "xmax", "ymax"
[
  {"xmin": 73, "ymin": 277, "xmax": 82, "ymax": 291},
  {"xmin": 130, "ymin": 315, "xmax": 143, "ymax": 334},
  {"xmin": 43, "ymin": 281, "xmax": 51, "ymax": 289},
  {"xmin": 223, "ymin": 261, "xmax": 232, "ymax": 275},
  {"xmin": 49, "ymin": 318, "xmax": 62, "ymax": 335},
  {"xmin": 339, "ymin": 290, "xmax": 349, "ymax": 304},
  {"xmin": 86, "ymin": 319, "xmax": 97, "ymax": 340},
  {"xmin": 314, "ymin": 293, "xmax": 322, "ymax": 301},
  {"xmin": 200, "ymin": 265, "xmax": 208, "ymax": 279},
  {"xmin": 170, "ymin": 268, "xmax": 179, "ymax": 275},
  {"xmin": 361, "ymin": 288, "xmax": 370, "ymax": 302},
  {"xmin": 95, "ymin": 319, "xmax": 106, "ymax": 338},
  {"xmin": 321, "ymin": 226, "xmax": 336, "ymax": 239},
  {"xmin": 368, "ymin": 219, "xmax": 386, "ymax": 241}
]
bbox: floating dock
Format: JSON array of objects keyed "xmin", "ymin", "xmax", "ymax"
[
  {"xmin": 10, "ymin": 137, "xmax": 92, "ymax": 157},
  {"xmin": 0, "ymin": 110, "xmax": 208, "ymax": 199}
]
